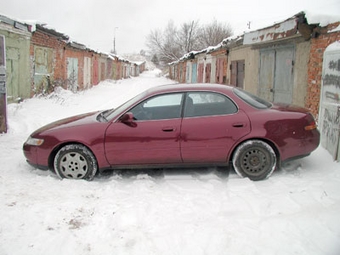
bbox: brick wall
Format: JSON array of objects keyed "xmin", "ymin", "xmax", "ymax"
[
  {"xmin": 64, "ymin": 46, "xmax": 93, "ymax": 90},
  {"xmin": 306, "ymin": 22, "xmax": 340, "ymax": 118},
  {"xmin": 30, "ymin": 30, "xmax": 66, "ymax": 55},
  {"xmin": 30, "ymin": 30, "xmax": 67, "ymax": 80},
  {"xmin": 29, "ymin": 28, "xmax": 139, "ymax": 95},
  {"xmin": 30, "ymin": 30, "xmax": 67, "ymax": 94}
]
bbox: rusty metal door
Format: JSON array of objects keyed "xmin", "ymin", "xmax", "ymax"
[
  {"xmin": 83, "ymin": 57, "xmax": 91, "ymax": 89},
  {"xmin": 231, "ymin": 60, "xmax": 245, "ymax": 88},
  {"xmin": 67, "ymin": 57, "xmax": 78, "ymax": 92},
  {"xmin": 259, "ymin": 50, "xmax": 275, "ymax": 101},
  {"xmin": 191, "ymin": 62, "xmax": 197, "ymax": 83},
  {"xmin": 237, "ymin": 61, "xmax": 245, "ymax": 89},
  {"xmin": 179, "ymin": 64, "xmax": 183, "ymax": 83},
  {"xmin": 100, "ymin": 62, "xmax": 105, "ymax": 81},
  {"xmin": 216, "ymin": 58, "xmax": 226, "ymax": 84},
  {"xmin": 34, "ymin": 46, "xmax": 53, "ymax": 94},
  {"xmin": 186, "ymin": 62, "xmax": 191, "ymax": 83},
  {"xmin": 0, "ymin": 35, "xmax": 6, "ymax": 133},
  {"xmin": 197, "ymin": 63, "xmax": 204, "ymax": 83},
  {"xmin": 231, "ymin": 61, "xmax": 237, "ymax": 86},
  {"xmin": 259, "ymin": 47, "xmax": 294, "ymax": 103},
  {"xmin": 205, "ymin": 63, "xmax": 211, "ymax": 83},
  {"xmin": 273, "ymin": 47, "xmax": 294, "ymax": 104},
  {"xmin": 93, "ymin": 58, "xmax": 99, "ymax": 85},
  {"xmin": 319, "ymin": 41, "xmax": 340, "ymax": 161},
  {"xmin": 6, "ymin": 47, "xmax": 19, "ymax": 100}
]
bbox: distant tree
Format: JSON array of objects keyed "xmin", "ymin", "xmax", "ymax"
[
  {"xmin": 146, "ymin": 19, "xmax": 233, "ymax": 66},
  {"xmin": 151, "ymin": 54, "xmax": 159, "ymax": 66},
  {"xmin": 162, "ymin": 20, "xmax": 182, "ymax": 60},
  {"xmin": 146, "ymin": 20, "xmax": 182, "ymax": 65},
  {"xmin": 178, "ymin": 20, "xmax": 201, "ymax": 53},
  {"xmin": 140, "ymin": 49, "xmax": 146, "ymax": 56},
  {"xmin": 198, "ymin": 19, "xmax": 233, "ymax": 49}
]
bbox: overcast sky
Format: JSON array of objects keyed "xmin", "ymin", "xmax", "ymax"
[{"xmin": 1, "ymin": 0, "xmax": 339, "ymax": 55}]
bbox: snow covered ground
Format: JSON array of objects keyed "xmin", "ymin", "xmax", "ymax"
[{"xmin": 1, "ymin": 69, "xmax": 340, "ymax": 255}]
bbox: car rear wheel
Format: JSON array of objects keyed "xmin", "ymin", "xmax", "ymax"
[
  {"xmin": 232, "ymin": 140, "xmax": 277, "ymax": 181},
  {"xmin": 54, "ymin": 144, "xmax": 97, "ymax": 180}
]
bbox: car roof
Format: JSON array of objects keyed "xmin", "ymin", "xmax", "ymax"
[{"xmin": 145, "ymin": 83, "xmax": 235, "ymax": 95}]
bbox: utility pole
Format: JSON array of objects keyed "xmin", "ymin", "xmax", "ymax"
[
  {"xmin": 0, "ymin": 35, "xmax": 7, "ymax": 133},
  {"xmin": 113, "ymin": 27, "xmax": 118, "ymax": 54}
]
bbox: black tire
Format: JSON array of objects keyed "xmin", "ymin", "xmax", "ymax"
[
  {"xmin": 232, "ymin": 140, "xmax": 277, "ymax": 181},
  {"xmin": 54, "ymin": 144, "xmax": 98, "ymax": 180}
]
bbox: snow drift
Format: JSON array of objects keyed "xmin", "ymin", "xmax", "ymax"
[{"xmin": 0, "ymin": 70, "xmax": 339, "ymax": 255}]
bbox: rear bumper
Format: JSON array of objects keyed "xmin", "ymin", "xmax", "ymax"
[{"xmin": 280, "ymin": 129, "xmax": 320, "ymax": 161}]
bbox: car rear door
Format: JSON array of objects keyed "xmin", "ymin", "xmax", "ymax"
[
  {"xmin": 104, "ymin": 93, "xmax": 184, "ymax": 166},
  {"xmin": 180, "ymin": 92, "xmax": 251, "ymax": 163}
]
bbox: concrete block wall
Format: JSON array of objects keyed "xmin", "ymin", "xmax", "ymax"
[{"xmin": 306, "ymin": 22, "xmax": 340, "ymax": 118}]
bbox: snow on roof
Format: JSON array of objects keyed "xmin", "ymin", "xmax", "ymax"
[
  {"xmin": 0, "ymin": 13, "xmax": 134, "ymax": 60},
  {"xmin": 304, "ymin": 11, "xmax": 340, "ymax": 27},
  {"xmin": 106, "ymin": 53, "xmax": 135, "ymax": 64},
  {"xmin": 170, "ymin": 11, "xmax": 339, "ymax": 65},
  {"xmin": 0, "ymin": 13, "xmax": 30, "ymax": 33},
  {"xmin": 329, "ymin": 24, "xmax": 340, "ymax": 33},
  {"xmin": 132, "ymin": 61, "xmax": 146, "ymax": 65}
]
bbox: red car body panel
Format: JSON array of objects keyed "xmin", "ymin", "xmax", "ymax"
[
  {"xmin": 23, "ymin": 84, "xmax": 320, "ymax": 173},
  {"xmin": 104, "ymin": 119, "xmax": 182, "ymax": 165},
  {"xmin": 180, "ymin": 111, "xmax": 250, "ymax": 163},
  {"xmin": 23, "ymin": 112, "xmax": 111, "ymax": 169},
  {"xmin": 242, "ymin": 106, "xmax": 319, "ymax": 161}
]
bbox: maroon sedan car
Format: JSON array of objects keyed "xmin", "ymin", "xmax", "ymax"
[{"xmin": 23, "ymin": 84, "xmax": 320, "ymax": 181}]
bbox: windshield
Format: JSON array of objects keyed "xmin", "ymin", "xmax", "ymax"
[{"xmin": 233, "ymin": 88, "xmax": 272, "ymax": 109}]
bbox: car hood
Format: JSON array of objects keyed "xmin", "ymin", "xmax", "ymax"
[{"xmin": 31, "ymin": 111, "xmax": 101, "ymax": 136}]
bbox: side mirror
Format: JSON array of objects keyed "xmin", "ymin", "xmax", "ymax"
[{"xmin": 120, "ymin": 112, "xmax": 137, "ymax": 127}]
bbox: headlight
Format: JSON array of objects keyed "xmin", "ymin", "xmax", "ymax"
[{"xmin": 25, "ymin": 137, "xmax": 44, "ymax": 146}]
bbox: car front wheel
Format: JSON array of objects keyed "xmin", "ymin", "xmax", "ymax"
[
  {"xmin": 54, "ymin": 144, "xmax": 98, "ymax": 180},
  {"xmin": 232, "ymin": 140, "xmax": 277, "ymax": 181}
]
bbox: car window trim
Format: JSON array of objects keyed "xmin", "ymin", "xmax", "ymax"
[
  {"xmin": 126, "ymin": 92, "xmax": 185, "ymax": 121},
  {"xmin": 182, "ymin": 91, "xmax": 239, "ymax": 118}
]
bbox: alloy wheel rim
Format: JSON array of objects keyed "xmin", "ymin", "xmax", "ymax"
[{"xmin": 59, "ymin": 152, "xmax": 88, "ymax": 179}]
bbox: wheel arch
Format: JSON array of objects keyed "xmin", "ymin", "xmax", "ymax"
[
  {"xmin": 229, "ymin": 138, "xmax": 281, "ymax": 168},
  {"xmin": 48, "ymin": 142, "xmax": 98, "ymax": 171}
]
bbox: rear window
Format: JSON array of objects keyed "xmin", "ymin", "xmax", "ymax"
[{"xmin": 233, "ymin": 88, "xmax": 272, "ymax": 109}]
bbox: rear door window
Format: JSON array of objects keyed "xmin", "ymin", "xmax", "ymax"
[{"xmin": 184, "ymin": 92, "xmax": 238, "ymax": 117}]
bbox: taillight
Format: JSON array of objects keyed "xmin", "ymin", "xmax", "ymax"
[{"xmin": 305, "ymin": 121, "xmax": 317, "ymax": 131}]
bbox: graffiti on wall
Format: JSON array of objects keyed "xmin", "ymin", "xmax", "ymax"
[
  {"xmin": 322, "ymin": 107, "xmax": 340, "ymax": 145},
  {"xmin": 319, "ymin": 41, "xmax": 340, "ymax": 161}
]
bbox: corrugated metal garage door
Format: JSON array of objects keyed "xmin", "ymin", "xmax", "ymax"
[{"xmin": 259, "ymin": 46, "xmax": 294, "ymax": 104}]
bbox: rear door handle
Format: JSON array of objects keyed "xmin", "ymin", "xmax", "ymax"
[
  {"xmin": 162, "ymin": 127, "xmax": 175, "ymax": 132},
  {"xmin": 232, "ymin": 123, "xmax": 244, "ymax": 128}
]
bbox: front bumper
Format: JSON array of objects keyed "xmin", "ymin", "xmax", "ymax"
[{"xmin": 23, "ymin": 143, "xmax": 49, "ymax": 170}]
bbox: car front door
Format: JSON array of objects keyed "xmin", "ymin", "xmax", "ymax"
[
  {"xmin": 180, "ymin": 92, "xmax": 251, "ymax": 163},
  {"xmin": 104, "ymin": 93, "xmax": 184, "ymax": 166}
]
